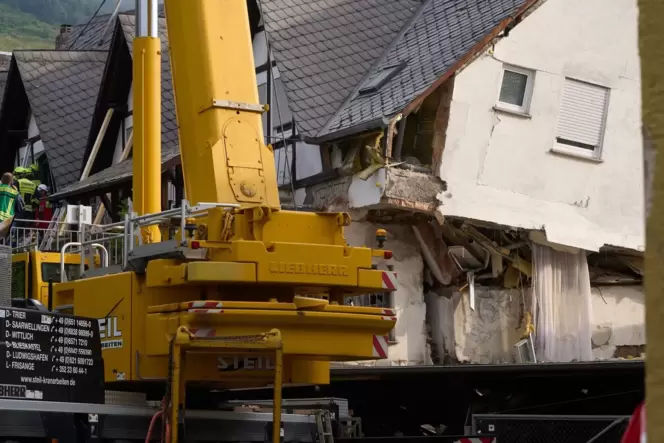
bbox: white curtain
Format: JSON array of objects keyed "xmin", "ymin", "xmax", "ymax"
[{"xmin": 532, "ymin": 244, "xmax": 593, "ymax": 362}]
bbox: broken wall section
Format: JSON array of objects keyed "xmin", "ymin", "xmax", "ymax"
[
  {"xmin": 344, "ymin": 222, "xmax": 431, "ymax": 366},
  {"xmin": 426, "ymin": 283, "xmax": 644, "ymax": 364}
]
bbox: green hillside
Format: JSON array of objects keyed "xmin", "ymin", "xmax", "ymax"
[
  {"xmin": 0, "ymin": 4, "xmax": 57, "ymax": 50},
  {"xmin": 0, "ymin": 0, "xmax": 129, "ymax": 51}
]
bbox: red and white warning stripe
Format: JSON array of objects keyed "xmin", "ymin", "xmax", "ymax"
[
  {"xmin": 381, "ymin": 316, "xmax": 397, "ymax": 321},
  {"xmin": 382, "ymin": 308, "xmax": 396, "ymax": 316},
  {"xmin": 454, "ymin": 438, "xmax": 495, "ymax": 443},
  {"xmin": 187, "ymin": 301, "xmax": 223, "ymax": 309},
  {"xmin": 381, "ymin": 271, "xmax": 398, "ymax": 290},
  {"xmin": 188, "ymin": 308, "xmax": 224, "ymax": 314},
  {"xmin": 372, "ymin": 335, "xmax": 389, "ymax": 359},
  {"xmin": 188, "ymin": 328, "xmax": 216, "ymax": 338}
]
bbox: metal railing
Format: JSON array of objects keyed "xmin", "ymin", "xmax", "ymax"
[
  {"xmin": 2, "ymin": 219, "xmax": 126, "ymax": 266},
  {"xmin": 68, "ymin": 200, "xmax": 239, "ymax": 275},
  {"xmin": 60, "ymin": 242, "xmax": 109, "ymax": 282},
  {"xmin": 6, "ymin": 201, "xmax": 254, "ymax": 285}
]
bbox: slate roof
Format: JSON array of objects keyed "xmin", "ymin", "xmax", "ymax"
[
  {"xmin": 261, "ymin": 0, "xmax": 421, "ymax": 137},
  {"xmin": 0, "ymin": 54, "xmax": 10, "ymax": 72},
  {"xmin": 324, "ymin": 0, "xmax": 529, "ymax": 137},
  {"xmin": 262, "ymin": 0, "xmax": 530, "ymax": 140},
  {"xmin": 51, "ymin": 145, "xmax": 180, "ymax": 200},
  {"xmin": 65, "ymin": 14, "xmax": 117, "ymax": 50},
  {"xmin": 0, "ymin": 71, "xmax": 7, "ymax": 100},
  {"xmin": 64, "ymin": 4, "xmax": 166, "ymax": 51},
  {"xmin": 14, "ymin": 51, "xmax": 107, "ymax": 191},
  {"xmin": 50, "ymin": 12, "xmax": 177, "ymax": 200},
  {"xmin": 0, "ymin": 71, "xmax": 7, "ymax": 123}
]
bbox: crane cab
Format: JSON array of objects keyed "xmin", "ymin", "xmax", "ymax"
[{"xmin": 11, "ymin": 250, "xmax": 98, "ymax": 308}]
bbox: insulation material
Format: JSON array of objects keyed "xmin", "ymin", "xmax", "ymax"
[
  {"xmin": 532, "ymin": 244, "xmax": 593, "ymax": 362},
  {"xmin": 426, "ymin": 287, "xmax": 530, "ymax": 364}
]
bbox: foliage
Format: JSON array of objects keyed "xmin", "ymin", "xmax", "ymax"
[
  {"xmin": 0, "ymin": 4, "xmax": 57, "ymax": 51},
  {"xmin": 0, "ymin": 0, "xmax": 121, "ymax": 26},
  {"xmin": 0, "ymin": 0, "xmax": 131, "ymax": 51}
]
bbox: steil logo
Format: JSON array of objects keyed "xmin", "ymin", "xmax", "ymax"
[
  {"xmin": 98, "ymin": 317, "xmax": 123, "ymax": 349},
  {"xmin": 217, "ymin": 356, "xmax": 275, "ymax": 371},
  {"xmin": 98, "ymin": 317, "xmax": 122, "ymax": 339}
]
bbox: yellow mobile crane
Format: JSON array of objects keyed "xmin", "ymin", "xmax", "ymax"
[{"xmin": 48, "ymin": 1, "xmax": 398, "ymax": 442}]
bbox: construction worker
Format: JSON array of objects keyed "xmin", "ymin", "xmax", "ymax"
[
  {"xmin": 34, "ymin": 184, "xmax": 53, "ymax": 229},
  {"xmin": 13, "ymin": 166, "xmax": 36, "ymax": 223},
  {"xmin": 29, "ymin": 163, "xmax": 41, "ymax": 189},
  {"xmin": 0, "ymin": 172, "xmax": 19, "ymax": 240}
]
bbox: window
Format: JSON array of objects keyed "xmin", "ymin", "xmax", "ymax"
[
  {"xmin": 553, "ymin": 78, "xmax": 610, "ymax": 160},
  {"xmin": 11, "ymin": 261, "xmax": 26, "ymax": 299},
  {"xmin": 496, "ymin": 65, "xmax": 534, "ymax": 114},
  {"xmin": 358, "ymin": 62, "xmax": 406, "ymax": 96},
  {"xmin": 41, "ymin": 263, "xmax": 82, "ymax": 283}
]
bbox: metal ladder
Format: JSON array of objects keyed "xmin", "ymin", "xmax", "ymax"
[
  {"xmin": 39, "ymin": 206, "xmax": 66, "ymax": 251},
  {"xmin": 315, "ymin": 410, "xmax": 334, "ymax": 443}
]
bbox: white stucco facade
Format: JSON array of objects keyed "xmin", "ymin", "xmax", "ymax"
[
  {"xmin": 344, "ymin": 222, "xmax": 430, "ymax": 366},
  {"xmin": 438, "ymin": 0, "xmax": 643, "ymax": 252}
]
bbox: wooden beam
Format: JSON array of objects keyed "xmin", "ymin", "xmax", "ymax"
[
  {"xmin": 81, "ymin": 108, "xmax": 114, "ymax": 180},
  {"xmin": 641, "ymin": 0, "xmax": 664, "ymax": 438},
  {"xmin": 92, "ymin": 130, "xmax": 133, "ymax": 224}
]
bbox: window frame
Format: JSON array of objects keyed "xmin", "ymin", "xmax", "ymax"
[
  {"xmin": 552, "ymin": 77, "xmax": 611, "ymax": 162},
  {"xmin": 495, "ymin": 65, "xmax": 535, "ymax": 115}
]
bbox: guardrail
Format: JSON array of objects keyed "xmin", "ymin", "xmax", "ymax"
[
  {"xmin": 2, "ymin": 219, "xmax": 125, "ymax": 266},
  {"xmin": 62, "ymin": 200, "xmax": 239, "ymax": 275}
]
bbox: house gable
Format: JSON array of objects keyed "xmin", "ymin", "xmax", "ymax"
[{"xmin": 12, "ymin": 51, "xmax": 107, "ymax": 191}]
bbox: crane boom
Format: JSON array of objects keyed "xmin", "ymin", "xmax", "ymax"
[
  {"xmin": 164, "ymin": 0, "xmax": 280, "ymax": 209},
  {"xmin": 133, "ymin": 0, "xmax": 162, "ymax": 242}
]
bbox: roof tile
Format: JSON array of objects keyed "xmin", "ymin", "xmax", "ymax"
[{"xmin": 261, "ymin": 0, "xmax": 421, "ymax": 137}]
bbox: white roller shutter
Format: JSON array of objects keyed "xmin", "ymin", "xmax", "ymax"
[{"xmin": 556, "ymin": 78, "xmax": 609, "ymax": 149}]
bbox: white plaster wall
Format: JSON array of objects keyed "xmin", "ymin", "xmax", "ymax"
[
  {"xmin": 439, "ymin": 0, "xmax": 643, "ymax": 252},
  {"xmin": 426, "ymin": 284, "xmax": 645, "ymax": 364},
  {"xmin": 591, "ymin": 285, "xmax": 644, "ymax": 359},
  {"xmin": 344, "ymin": 222, "xmax": 430, "ymax": 365}
]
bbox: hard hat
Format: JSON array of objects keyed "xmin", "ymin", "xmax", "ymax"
[
  {"xmin": 37, "ymin": 184, "xmax": 48, "ymax": 192},
  {"xmin": 13, "ymin": 166, "xmax": 28, "ymax": 176},
  {"xmin": 29, "ymin": 164, "xmax": 39, "ymax": 172}
]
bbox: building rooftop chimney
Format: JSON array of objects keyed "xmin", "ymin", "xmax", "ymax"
[{"xmin": 55, "ymin": 24, "xmax": 73, "ymax": 50}]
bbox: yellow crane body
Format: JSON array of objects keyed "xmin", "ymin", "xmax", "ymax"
[
  {"xmin": 51, "ymin": 0, "xmax": 398, "ymax": 402},
  {"xmin": 132, "ymin": 16, "xmax": 162, "ymax": 243},
  {"xmin": 163, "ymin": 0, "xmax": 281, "ymax": 209}
]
